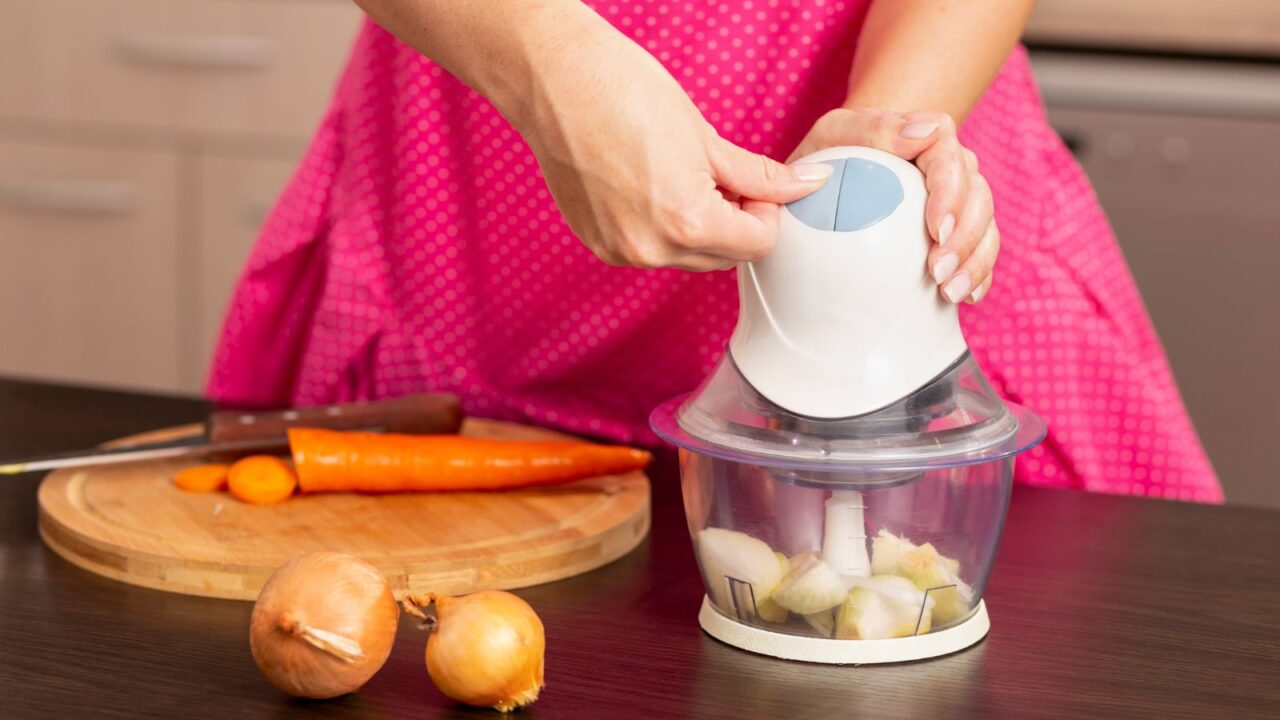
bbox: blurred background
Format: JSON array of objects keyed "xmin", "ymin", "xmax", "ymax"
[{"xmin": 0, "ymin": 0, "xmax": 1276, "ymax": 507}]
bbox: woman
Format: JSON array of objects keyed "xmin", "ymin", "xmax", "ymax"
[{"xmin": 209, "ymin": 1, "xmax": 1221, "ymax": 502}]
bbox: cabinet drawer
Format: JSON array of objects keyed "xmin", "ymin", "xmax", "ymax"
[
  {"xmin": 0, "ymin": 139, "xmax": 182, "ymax": 392},
  {"xmin": 190, "ymin": 151, "xmax": 299, "ymax": 389},
  {"xmin": 0, "ymin": 0, "xmax": 361, "ymax": 139},
  {"xmin": 1026, "ymin": 0, "xmax": 1280, "ymax": 58}
]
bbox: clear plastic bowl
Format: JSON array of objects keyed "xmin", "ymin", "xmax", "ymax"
[
  {"xmin": 674, "ymin": 450, "xmax": 1012, "ymax": 640},
  {"xmin": 650, "ymin": 353, "xmax": 1045, "ymax": 648}
]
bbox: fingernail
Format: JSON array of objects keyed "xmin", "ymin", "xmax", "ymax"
[
  {"xmin": 793, "ymin": 162, "xmax": 835, "ymax": 183},
  {"xmin": 944, "ymin": 271, "xmax": 971, "ymax": 303},
  {"xmin": 938, "ymin": 214, "xmax": 955, "ymax": 245},
  {"xmin": 901, "ymin": 122, "xmax": 940, "ymax": 139},
  {"xmin": 969, "ymin": 283, "xmax": 986, "ymax": 303},
  {"xmin": 932, "ymin": 252, "xmax": 958, "ymax": 285}
]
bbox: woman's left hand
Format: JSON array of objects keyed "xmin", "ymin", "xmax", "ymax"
[{"xmin": 790, "ymin": 108, "xmax": 997, "ymax": 303}]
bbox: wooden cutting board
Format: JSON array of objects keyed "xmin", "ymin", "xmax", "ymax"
[{"xmin": 37, "ymin": 418, "xmax": 650, "ymax": 601}]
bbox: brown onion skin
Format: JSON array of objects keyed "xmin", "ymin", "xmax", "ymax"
[
  {"xmin": 425, "ymin": 591, "xmax": 546, "ymax": 711},
  {"xmin": 250, "ymin": 552, "xmax": 398, "ymax": 699}
]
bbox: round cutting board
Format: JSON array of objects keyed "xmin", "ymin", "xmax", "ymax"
[{"xmin": 38, "ymin": 418, "xmax": 650, "ymax": 600}]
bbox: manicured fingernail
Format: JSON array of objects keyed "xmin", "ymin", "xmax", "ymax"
[
  {"xmin": 969, "ymin": 283, "xmax": 987, "ymax": 303},
  {"xmin": 793, "ymin": 163, "xmax": 835, "ymax": 183},
  {"xmin": 932, "ymin": 252, "xmax": 958, "ymax": 284},
  {"xmin": 938, "ymin": 214, "xmax": 955, "ymax": 245},
  {"xmin": 901, "ymin": 122, "xmax": 940, "ymax": 139},
  {"xmin": 944, "ymin": 271, "xmax": 971, "ymax": 303}
]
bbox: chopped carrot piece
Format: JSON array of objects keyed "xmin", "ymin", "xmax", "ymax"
[
  {"xmin": 227, "ymin": 456, "xmax": 298, "ymax": 506},
  {"xmin": 173, "ymin": 463, "xmax": 230, "ymax": 493}
]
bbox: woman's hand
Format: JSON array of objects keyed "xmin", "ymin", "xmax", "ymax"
[
  {"xmin": 356, "ymin": 0, "xmax": 829, "ymax": 271},
  {"xmin": 791, "ymin": 108, "xmax": 998, "ymax": 303},
  {"xmin": 507, "ymin": 13, "xmax": 831, "ymax": 271}
]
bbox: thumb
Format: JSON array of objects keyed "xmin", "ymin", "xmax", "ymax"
[
  {"xmin": 789, "ymin": 109, "xmax": 952, "ymax": 162},
  {"xmin": 709, "ymin": 138, "xmax": 833, "ymax": 204}
]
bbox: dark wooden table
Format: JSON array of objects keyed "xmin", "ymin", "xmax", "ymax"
[{"xmin": 1, "ymin": 378, "xmax": 1277, "ymax": 719}]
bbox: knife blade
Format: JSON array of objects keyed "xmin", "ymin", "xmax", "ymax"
[{"xmin": 0, "ymin": 392, "xmax": 464, "ymax": 475}]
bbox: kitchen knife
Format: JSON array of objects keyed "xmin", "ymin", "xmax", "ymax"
[{"xmin": 0, "ymin": 392, "xmax": 464, "ymax": 475}]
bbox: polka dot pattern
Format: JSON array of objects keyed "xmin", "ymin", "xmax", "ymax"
[{"xmin": 207, "ymin": 3, "xmax": 1222, "ymax": 503}]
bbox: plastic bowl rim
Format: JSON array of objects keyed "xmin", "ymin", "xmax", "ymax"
[{"xmin": 648, "ymin": 393, "xmax": 1047, "ymax": 473}]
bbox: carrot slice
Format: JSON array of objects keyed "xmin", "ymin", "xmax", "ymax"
[
  {"xmin": 289, "ymin": 428, "xmax": 652, "ymax": 494},
  {"xmin": 173, "ymin": 463, "xmax": 230, "ymax": 493},
  {"xmin": 227, "ymin": 456, "xmax": 298, "ymax": 506}
]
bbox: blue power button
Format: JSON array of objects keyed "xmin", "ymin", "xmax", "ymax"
[{"xmin": 786, "ymin": 158, "xmax": 904, "ymax": 232}]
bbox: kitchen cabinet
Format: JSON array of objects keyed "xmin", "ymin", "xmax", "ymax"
[
  {"xmin": 0, "ymin": 138, "xmax": 181, "ymax": 390},
  {"xmin": 0, "ymin": 0, "xmax": 360, "ymax": 139},
  {"xmin": 1026, "ymin": 0, "xmax": 1280, "ymax": 58},
  {"xmin": 0, "ymin": 0, "xmax": 360, "ymax": 393}
]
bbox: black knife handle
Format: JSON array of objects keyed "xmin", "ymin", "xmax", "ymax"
[{"xmin": 207, "ymin": 393, "xmax": 464, "ymax": 446}]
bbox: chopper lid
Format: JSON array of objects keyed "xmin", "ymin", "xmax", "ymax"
[
  {"xmin": 730, "ymin": 145, "xmax": 970, "ymax": 419},
  {"xmin": 650, "ymin": 351, "xmax": 1046, "ymax": 473}
]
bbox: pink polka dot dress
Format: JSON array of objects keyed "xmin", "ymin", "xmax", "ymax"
[{"xmin": 208, "ymin": 2, "xmax": 1223, "ymax": 503}]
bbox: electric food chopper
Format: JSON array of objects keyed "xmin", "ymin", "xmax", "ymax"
[{"xmin": 650, "ymin": 146, "xmax": 1046, "ymax": 664}]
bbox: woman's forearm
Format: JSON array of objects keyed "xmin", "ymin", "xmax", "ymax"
[
  {"xmin": 351, "ymin": 0, "xmax": 607, "ymax": 126},
  {"xmin": 843, "ymin": 0, "xmax": 1034, "ymax": 122}
]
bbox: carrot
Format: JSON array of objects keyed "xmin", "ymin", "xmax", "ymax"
[
  {"xmin": 173, "ymin": 463, "xmax": 230, "ymax": 493},
  {"xmin": 228, "ymin": 455, "xmax": 298, "ymax": 506},
  {"xmin": 288, "ymin": 428, "xmax": 652, "ymax": 494}
]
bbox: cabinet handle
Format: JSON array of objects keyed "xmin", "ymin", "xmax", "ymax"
[
  {"xmin": 0, "ymin": 180, "xmax": 138, "ymax": 215},
  {"xmin": 111, "ymin": 34, "xmax": 270, "ymax": 71}
]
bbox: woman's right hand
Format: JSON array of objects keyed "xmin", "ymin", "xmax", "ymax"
[
  {"xmin": 498, "ymin": 9, "xmax": 831, "ymax": 271},
  {"xmin": 355, "ymin": 0, "xmax": 827, "ymax": 270}
]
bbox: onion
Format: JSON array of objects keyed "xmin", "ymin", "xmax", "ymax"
[
  {"xmin": 695, "ymin": 528, "xmax": 784, "ymax": 614},
  {"xmin": 404, "ymin": 591, "xmax": 545, "ymax": 712},
  {"xmin": 250, "ymin": 552, "xmax": 399, "ymax": 699},
  {"xmin": 770, "ymin": 552, "xmax": 848, "ymax": 615}
]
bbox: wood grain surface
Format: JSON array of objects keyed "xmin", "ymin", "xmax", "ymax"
[
  {"xmin": 37, "ymin": 417, "xmax": 649, "ymax": 600},
  {"xmin": 1, "ymin": 378, "xmax": 1278, "ymax": 720}
]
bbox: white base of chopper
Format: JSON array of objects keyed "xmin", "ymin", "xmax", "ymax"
[{"xmin": 698, "ymin": 596, "xmax": 990, "ymax": 664}]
